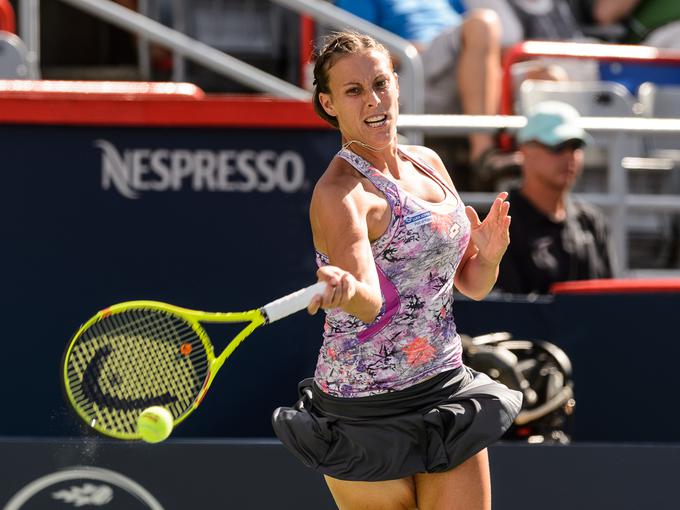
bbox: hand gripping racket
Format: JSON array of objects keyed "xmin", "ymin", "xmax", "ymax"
[{"xmin": 62, "ymin": 282, "xmax": 326, "ymax": 440}]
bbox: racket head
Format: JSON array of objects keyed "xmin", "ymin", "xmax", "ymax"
[{"xmin": 62, "ymin": 301, "xmax": 215, "ymax": 440}]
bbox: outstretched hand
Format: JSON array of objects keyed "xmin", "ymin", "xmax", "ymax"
[{"xmin": 465, "ymin": 191, "xmax": 511, "ymax": 267}]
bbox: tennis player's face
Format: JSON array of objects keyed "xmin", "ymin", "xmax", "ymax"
[{"xmin": 320, "ymin": 49, "xmax": 399, "ymax": 147}]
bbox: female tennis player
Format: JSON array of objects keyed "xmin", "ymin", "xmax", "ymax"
[{"xmin": 272, "ymin": 30, "xmax": 522, "ymax": 510}]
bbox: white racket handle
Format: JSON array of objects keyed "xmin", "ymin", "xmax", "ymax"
[{"xmin": 261, "ymin": 281, "xmax": 327, "ymax": 323}]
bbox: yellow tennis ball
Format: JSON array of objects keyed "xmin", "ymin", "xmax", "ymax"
[{"xmin": 137, "ymin": 406, "xmax": 174, "ymax": 443}]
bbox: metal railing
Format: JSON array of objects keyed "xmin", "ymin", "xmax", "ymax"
[
  {"xmin": 398, "ymin": 114, "xmax": 680, "ymax": 276},
  {"xmin": 270, "ymin": 0, "xmax": 424, "ymax": 115},
  {"xmin": 19, "ymin": 0, "xmax": 311, "ymax": 99},
  {"xmin": 17, "ymin": 0, "xmax": 426, "ymax": 115}
]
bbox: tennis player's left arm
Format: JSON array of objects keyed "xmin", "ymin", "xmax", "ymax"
[
  {"xmin": 454, "ymin": 193, "xmax": 511, "ymax": 300},
  {"xmin": 407, "ymin": 146, "xmax": 511, "ymax": 299}
]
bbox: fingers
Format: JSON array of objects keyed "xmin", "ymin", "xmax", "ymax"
[
  {"xmin": 488, "ymin": 191, "xmax": 509, "ymax": 218},
  {"xmin": 465, "ymin": 205, "xmax": 481, "ymax": 228},
  {"xmin": 307, "ymin": 294, "xmax": 322, "ymax": 315},
  {"xmin": 481, "ymin": 192, "xmax": 510, "ymax": 229},
  {"xmin": 308, "ymin": 266, "xmax": 356, "ymax": 314},
  {"xmin": 498, "ymin": 199, "xmax": 510, "ymax": 223}
]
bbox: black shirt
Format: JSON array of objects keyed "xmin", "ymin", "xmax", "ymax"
[{"xmin": 496, "ymin": 188, "xmax": 614, "ymax": 294}]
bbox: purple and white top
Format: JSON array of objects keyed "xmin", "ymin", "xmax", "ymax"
[{"xmin": 314, "ymin": 147, "xmax": 471, "ymax": 397}]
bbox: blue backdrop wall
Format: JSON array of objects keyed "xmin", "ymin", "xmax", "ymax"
[{"xmin": 2, "ymin": 121, "xmax": 679, "ymax": 443}]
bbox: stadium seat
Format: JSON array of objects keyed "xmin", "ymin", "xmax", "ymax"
[
  {"xmin": 518, "ymin": 79, "xmax": 641, "ymax": 149},
  {"xmin": 517, "ymin": 78, "xmax": 644, "ymax": 181},
  {"xmin": 638, "ymin": 82, "xmax": 680, "ymax": 118},
  {"xmin": 599, "ymin": 61, "xmax": 680, "ymax": 95},
  {"xmin": 633, "ymin": 82, "xmax": 680, "ymax": 194},
  {"xmin": 0, "ymin": 31, "xmax": 29, "ymax": 79},
  {"xmin": 172, "ymin": 0, "xmax": 299, "ymax": 92},
  {"xmin": 636, "ymin": 82, "xmax": 680, "ymax": 268},
  {"xmin": 638, "ymin": 82, "xmax": 680, "ymax": 160}
]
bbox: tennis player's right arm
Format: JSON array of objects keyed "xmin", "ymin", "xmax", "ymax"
[{"xmin": 307, "ymin": 179, "xmax": 383, "ymax": 323}]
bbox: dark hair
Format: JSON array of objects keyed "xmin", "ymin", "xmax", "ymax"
[{"xmin": 312, "ymin": 30, "xmax": 391, "ymax": 128}]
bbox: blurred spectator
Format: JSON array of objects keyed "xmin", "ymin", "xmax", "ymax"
[
  {"xmin": 496, "ymin": 101, "xmax": 614, "ymax": 294},
  {"xmin": 448, "ymin": 0, "xmax": 468, "ymax": 13},
  {"xmin": 591, "ymin": 0, "xmax": 680, "ymax": 49},
  {"xmin": 462, "ymin": 0, "xmax": 600, "ymax": 83},
  {"xmin": 462, "ymin": 0, "xmax": 584, "ymax": 49},
  {"xmin": 335, "ymin": 0, "xmax": 511, "ymax": 169}
]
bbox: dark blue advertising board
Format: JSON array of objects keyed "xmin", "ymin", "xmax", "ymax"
[
  {"xmin": 2, "ymin": 439, "xmax": 680, "ymax": 510},
  {"xmin": 0, "ymin": 123, "xmax": 339, "ymax": 437},
  {"xmin": 455, "ymin": 289, "xmax": 680, "ymax": 442}
]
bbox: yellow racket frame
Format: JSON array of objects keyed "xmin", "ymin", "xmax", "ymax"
[{"xmin": 63, "ymin": 300, "xmax": 266, "ymax": 440}]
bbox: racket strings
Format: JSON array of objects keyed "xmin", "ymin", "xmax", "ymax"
[
  {"xmin": 106, "ymin": 311, "xmax": 189, "ymax": 404},
  {"xmin": 65, "ymin": 308, "xmax": 210, "ymax": 436},
  {"xmin": 82, "ymin": 311, "xmax": 203, "ymax": 432}
]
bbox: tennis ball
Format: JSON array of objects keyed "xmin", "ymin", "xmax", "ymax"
[{"xmin": 137, "ymin": 406, "xmax": 174, "ymax": 443}]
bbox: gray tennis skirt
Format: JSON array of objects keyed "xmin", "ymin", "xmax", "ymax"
[{"xmin": 272, "ymin": 366, "xmax": 523, "ymax": 481}]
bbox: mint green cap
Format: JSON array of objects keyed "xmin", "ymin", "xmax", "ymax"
[{"xmin": 517, "ymin": 101, "xmax": 592, "ymax": 146}]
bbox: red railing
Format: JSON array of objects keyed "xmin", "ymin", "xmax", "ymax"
[
  {"xmin": 551, "ymin": 278, "xmax": 680, "ymax": 295},
  {"xmin": 299, "ymin": 14, "xmax": 315, "ymax": 90},
  {"xmin": 0, "ymin": 80, "xmax": 327, "ymax": 128},
  {"xmin": 501, "ymin": 40, "xmax": 680, "ymax": 115},
  {"xmin": 0, "ymin": 0, "xmax": 16, "ymax": 33},
  {"xmin": 498, "ymin": 40, "xmax": 680, "ymax": 149}
]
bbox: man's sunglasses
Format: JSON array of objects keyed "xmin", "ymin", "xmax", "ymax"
[{"xmin": 537, "ymin": 139, "xmax": 585, "ymax": 153}]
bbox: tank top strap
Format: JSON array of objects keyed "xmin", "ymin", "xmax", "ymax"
[
  {"xmin": 335, "ymin": 148, "xmax": 403, "ymax": 257},
  {"xmin": 336, "ymin": 149, "xmax": 402, "ymax": 212}
]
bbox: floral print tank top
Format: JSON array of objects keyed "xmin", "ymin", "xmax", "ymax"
[{"xmin": 314, "ymin": 147, "xmax": 471, "ymax": 397}]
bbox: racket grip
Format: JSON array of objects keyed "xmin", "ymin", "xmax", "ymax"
[{"xmin": 261, "ymin": 281, "xmax": 327, "ymax": 323}]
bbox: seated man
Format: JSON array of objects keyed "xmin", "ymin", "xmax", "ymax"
[
  {"xmin": 496, "ymin": 101, "xmax": 615, "ymax": 294},
  {"xmin": 335, "ymin": 0, "xmax": 505, "ymax": 168},
  {"xmin": 592, "ymin": 0, "xmax": 680, "ymax": 48},
  {"xmin": 463, "ymin": 0, "xmax": 585, "ymax": 49},
  {"xmin": 463, "ymin": 0, "xmax": 599, "ymax": 82}
]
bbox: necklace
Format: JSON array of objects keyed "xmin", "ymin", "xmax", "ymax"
[{"xmin": 341, "ymin": 137, "xmax": 395, "ymax": 152}]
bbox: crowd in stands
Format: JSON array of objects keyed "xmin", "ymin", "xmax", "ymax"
[
  {"xmin": 336, "ymin": 0, "xmax": 505, "ymax": 172},
  {"xmin": 330, "ymin": 1, "xmax": 680, "ymax": 175}
]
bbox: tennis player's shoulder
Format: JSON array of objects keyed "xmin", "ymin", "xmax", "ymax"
[{"xmin": 312, "ymin": 156, "xmax": 368, "ymax": 208}]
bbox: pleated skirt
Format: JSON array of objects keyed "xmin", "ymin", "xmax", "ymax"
[{"xmin": 272, "ymin": 366, "xmax": 523, "ymax": 481}]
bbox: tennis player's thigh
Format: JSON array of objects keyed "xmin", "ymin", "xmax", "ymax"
[
  {"xmin": 324, "ymin": 475, "xmax": 417, "ymax": 510},
  {"xmin": 414, "ymin": 448, "xmax": 491, "ymax": 510}
]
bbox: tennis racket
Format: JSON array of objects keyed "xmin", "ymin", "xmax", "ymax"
[{"xmin": 62, "ymin": 282, "xmax": 326, "ymax": 440}]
